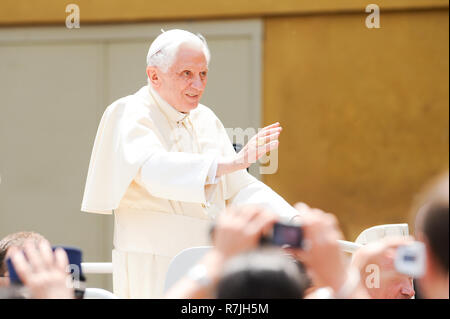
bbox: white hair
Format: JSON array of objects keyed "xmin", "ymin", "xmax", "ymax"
[{"xmin": 146, "ymin": 29, "xmax": 211, "ymax": 73}]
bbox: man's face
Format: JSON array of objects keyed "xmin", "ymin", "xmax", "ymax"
[
  {"xmin": 363, "ymin": 250, "xmax": 415, "ymax": 299},
  {"xmin": 153, "ymin": 44, "xmax": 208, "ymax": 113},
  {"xmin": 354, "ymin": 241, "xmax": 416, "ymax": 299},
  {"xmin": 368, "ymin": 268, "xmax": 415, "ymax": 299}
]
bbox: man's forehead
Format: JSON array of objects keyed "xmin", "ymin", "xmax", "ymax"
[
  {"xmin": 172, "ymin": 62, "xmax": 208, "ymax": 71},
  {"xmin": 172, "ymin": 53, "xmax": 208, "ymax": 71},
  {"xmin": 176, "ymin": 43, "xmax": 206, "ymax": 58}
]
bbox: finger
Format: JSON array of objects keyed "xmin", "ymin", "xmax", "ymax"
[
  {"xmin": 260, "ymin": 122, "xmax": 280, "ymax": 132},
  {"xmin": 218, "ymin": 206, "xmax": 244, "ymax": 227},
  {"xmin": 23, "ymin": 241, "xmax": 45, "ymax": 272},
  {"xmin": 296, "ymin": 208, "xmax": 324, "ymax": 226},
  {"xmin": 54, "ymin": 247, "xmax": 69, "ymax": 271},
  {"xmin": 254, "ymin": 129, "xmax": 282, "ymax": 145},
  {"xmin": 310, "ymin": 208, "xmax": 326, "ymax": 215},
  {"xmin": 259, "ymin": 127, "xmax": 282, "ymax": 137},
  {"xmin": 294, "ymin": 202, "xmax": 311, "ymax": 215},
  {"xmin": 9, "ymin": 247, "xmax": 32, "ymax": 285},
  {"xmin": 284, "ymin": 247, "xmax": 304, "ymax": 261},
  {"xmin": 291, "ymin": 247, "xmax": 309, "ymax": 264},
  {"xmin": 256, "ymin": 132, "xmax": 280, "ymax": 146},
  {"xmin": 237, "ymin": 205, "xmax": 265, "ymax": 224},
  {"xmin": 38, "ymin": 240, "xmax": 54, "ymax": 269},
  {"xmin": 283, "ymin": 247, "xmax": 297, "ymax": 257},
  {"xmin": 257, "ymin": 140, "xmax": 279, "ymax": 156},
  {"xmin": 250, "ymin": 129, "xmax": 281, "ymax": 148},
  {"xmin": 247, "ymin": 210, "xmax": 278, "ymax": 238}
]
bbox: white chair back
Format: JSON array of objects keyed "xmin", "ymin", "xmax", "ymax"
[
  {"xmin": 83, "ymin": 288, "xmax": 117, "ymax": 299},
  {"xmin": 163, "ymin": 246, "xmax": 211, "ymax": 293}
]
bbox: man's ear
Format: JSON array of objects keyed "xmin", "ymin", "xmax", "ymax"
[{"xmin": 146, "ymin": 66, "xmax": 161, "ymax": 87}]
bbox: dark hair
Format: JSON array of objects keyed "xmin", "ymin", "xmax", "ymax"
[
  {"xmin": 414, "ymin": 172, "xmax": 449, "ymax": 274},
  {"xmin": 216, "ymin": 248, "xmax": 308, "ymax": 299},
  {"xmin": 422, "ymin": 203, "xmax": 449, "ymax": 273}
]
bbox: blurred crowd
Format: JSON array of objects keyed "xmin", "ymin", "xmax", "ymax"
[{"xmin": 0, "ymin": 172, "xmax": 448, "ymax": 299}]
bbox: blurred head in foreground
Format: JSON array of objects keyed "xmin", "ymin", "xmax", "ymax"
[
  {"xmin": 413, "ymin": 172, "xmax": 449, "ymax": 299},
  {"xmin": 216, "ymin": 248, "xmax": 309, "ymax": 299}
]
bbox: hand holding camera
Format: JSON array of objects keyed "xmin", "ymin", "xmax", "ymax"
[
  {"xmin": 210, "ymin": 205, "xmax": 279, "ymax": 259},
  {"xmin": 289, "ymin": 203, "xmax": 349, "ymax": 292},
  {"xmin": 259, "ymin": 222, "xmax": 304, "ymax": 248}
]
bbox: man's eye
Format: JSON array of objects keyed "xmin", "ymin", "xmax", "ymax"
[
  {"xmin": 183, "ymin": 71, "xmax": 191, "ymax": 76},
  {"xmin": 200, "ymin": 71, "xmax": 207, "ymax": 77}
]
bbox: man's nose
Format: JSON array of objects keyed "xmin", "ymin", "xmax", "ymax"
[
  {"xmin": 191, "ymin": 76, "xmax": 204, "ymax": 91},
  {"xmin": 401, "ymin": 285, "xmax": 415, "ymax": 298}
]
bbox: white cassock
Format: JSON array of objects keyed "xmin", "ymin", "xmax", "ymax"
[{"xmin": 81, "ymin": 85, "xmax": 299, "ymax": 298}]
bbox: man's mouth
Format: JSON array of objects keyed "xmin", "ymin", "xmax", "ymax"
[{"xmin": 185, "ymin": 93, "xmax": 199, "ymax": 98}]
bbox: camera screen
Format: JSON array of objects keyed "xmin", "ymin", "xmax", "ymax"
[
  {"xmin": 403, "ymin": 255, "xmax": 416, "ymax": 262},
  {"xmin": 272, "ymin": 223, "xmax": 303, "ymax": 248}
]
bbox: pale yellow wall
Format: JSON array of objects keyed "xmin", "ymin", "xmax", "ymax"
[{"xmin": 263, "ymin": 9, "xmax": 449, "ymax": 240}]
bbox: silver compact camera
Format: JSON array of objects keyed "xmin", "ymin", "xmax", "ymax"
[{"xmin": 394, "ymin": 241, "xmax": 426, "ymax": 278}]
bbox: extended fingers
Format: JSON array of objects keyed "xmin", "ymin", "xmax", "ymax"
[
  {"xmin": 38, "ymin": 240, "xmax": 54, "ymax": 269},
  {"xmin": 23, "ymin": 241, "xmax": 46, "ymax": 273},
  {"xmin": 259, "ymin": 132, "xmax": 281, "ymax": 145},
  {"xmin": 256, "ymin": 140, "xmax": 279, "ymax": 156},
  {"xmin": 54, "ymin": 248, "xmax": 69, "ymax": 271},
  {"xmin": 260, "ymin": 122, "xmax": 280, "ymax": 132},
  {"xmin": 9, "ymin": 247, "xmax": 32, "ymax": 285},
  {"xmin": 261, "ymin": 126, "xmax": 282, "ymax": 136},
  {"xmin": 251, "ymin": 129, "xmax": 281, "ymax": 149},
  {"xmin": 257, "ymin": 128, "xmax": 282, "ymax": 142}
]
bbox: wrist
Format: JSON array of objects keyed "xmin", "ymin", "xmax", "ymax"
[
  {"xmin": 332, "ymin": 268, "xmax": 361, "ymax": 299},
  {"xmin": 328, "ymin": 272, "xmax": 348, "ymax": 293},
  {"xmin": 197, "ymin": 249, "xmax": 227, "ymax": 284},
  {"xmin": 216, "ymin": 157, "xmax": 246, "ymax": 177}
]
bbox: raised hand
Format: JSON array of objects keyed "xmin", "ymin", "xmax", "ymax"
[
  {"xmin": 235, "ymin": 122, "xmax": 282, "ymax": 169},
  {"xmin": 216, "ymin": 122, "xmax": 282, "ymax": 177},
  {"xmin": 9, "ymin": 240, "xmax": 74, "ymax": 299}
]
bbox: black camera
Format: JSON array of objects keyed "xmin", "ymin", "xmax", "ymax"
[
  {"xmin": 209, "ymin": 220, "xmax": 303, "ymax": 248},
  {"xmin": 260, "ymin": 222, "xmax": 303, "ymax": 248}
]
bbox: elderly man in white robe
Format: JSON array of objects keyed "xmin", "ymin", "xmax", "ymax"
[{"xmin": 81, "ymin": 29, "xmax": 301, "ymax": 298}]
